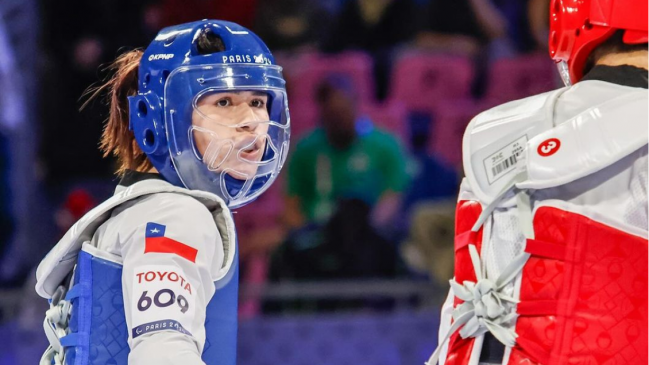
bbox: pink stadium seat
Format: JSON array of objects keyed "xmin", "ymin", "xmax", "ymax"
[
  {"xmin": 484, "ymin": 54, "xmax": 557, "ymax": 104},
  {"xmin": 359, "ymin": 101, "xmax": 408, "ymax": 142},
  {"xmin": 287, "ymin": 98, "xmax": 318, "ymax": 140},
  {"xmin": 286, "ymin": 51, "xmax": 376, "ymax": 104},
  {"xmin": 429, "ymin": 99, "xmax": 483, "ymax": 168},
  {"xmin": 389, "ymin": 53, "xmax": 474, "ymax": 113}
]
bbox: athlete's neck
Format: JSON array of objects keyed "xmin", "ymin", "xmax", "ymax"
[
  {"xmin": 596, "ymin": 50, "xmax": 648, "ymax": 71},
  {"xmin": 140, "ymin": 167, "xmax": 159, "ymax": 174}
]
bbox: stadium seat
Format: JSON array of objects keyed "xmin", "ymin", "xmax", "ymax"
[
  {"xmin": 428, "ymin": 99, "xmax": 483, "ymax": 168},
  {"xmin": 285, "ymin": 51, "xmax": 376, "ymax": 105},
  {"xmin": 388, "ymin": 53, "xmax": 474, "ymax": 113},
  {"xmin": 484, "ymin": 53, "xmax": 557, "ymax": 104}
]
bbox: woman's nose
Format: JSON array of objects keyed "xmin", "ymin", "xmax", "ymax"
[
  {"xmin": 237, "ymin": 122, "xmax": 258, "ymax": 132},
  {"xmin": 235, "ymin": 105, "xmax": 262, "ymax": 131}
]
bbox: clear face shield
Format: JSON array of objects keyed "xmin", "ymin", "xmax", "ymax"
[{"xmin": 165, "ymin": 64, "xmax": 290, "ymax": 208}]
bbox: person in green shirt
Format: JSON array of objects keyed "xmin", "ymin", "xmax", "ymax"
[{"xmin": 285, "ymin": 76, "xmax": 409, "ymax": 230}]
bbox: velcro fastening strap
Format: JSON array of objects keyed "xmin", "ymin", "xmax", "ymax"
[
  {"xmin": 525, "ymin": 239, "xmax": 574, "ymax": 262},
  {"xmin": 455, "ymin": 231, "xmax": 475, "ymax": 252},
  {"xmin": 65, "ymin": 283, "xmax": 88, "ymax": 301},
  {"xmin": 60, "ymin": 333, "xmax": 88, "ymax": 348},
  {"xmin": 60, "ymin": 333, "xmax": 78, "ymax": 348}
]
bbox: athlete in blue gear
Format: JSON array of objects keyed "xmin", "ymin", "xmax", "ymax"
[{"xmin": 35, "ymin": 20, "xmax": 290, "ymax": 365}]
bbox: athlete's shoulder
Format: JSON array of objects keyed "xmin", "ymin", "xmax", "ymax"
[
  {"xmin": 461, "ymin": 88, "xmax": 568, "ymax": 204},
  {"xmin": 471, "ymin": 88, "xmax": 567, "ymax": 131},
  {"xmin": 134, "ymin": 192, "xmax": 214, "ymax": 221}
]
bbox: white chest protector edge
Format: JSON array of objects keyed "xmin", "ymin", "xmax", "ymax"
[{"xmin": 35, "ymin": 179, "xmax": 236, "ymax": 299}]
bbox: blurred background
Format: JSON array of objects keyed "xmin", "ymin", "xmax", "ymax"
[{"xmin": 0, "ymin": 0, "xmax": 558, "ymax": 363}]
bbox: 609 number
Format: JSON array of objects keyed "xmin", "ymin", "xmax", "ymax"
[{"xmin": 137, "ymin": 289, "xmax": 189, "ymax": 313}]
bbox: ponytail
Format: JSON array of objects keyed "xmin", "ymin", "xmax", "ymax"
[{"xmin": 83, "ymin": 49, "xmax": 152, "ymax": 176}]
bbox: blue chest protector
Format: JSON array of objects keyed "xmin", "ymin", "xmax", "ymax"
[
  {"xmin": 37, "ymin": 180, "xmax": 240, "ymax": 365},
  {"xmin": 60, "ymin": 246, "xmax": 239, "ymax": 365}
]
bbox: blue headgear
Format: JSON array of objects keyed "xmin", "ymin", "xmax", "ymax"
[{"xmin": 128, "ymin": 20, "xmax": 290, "ymax": 208}]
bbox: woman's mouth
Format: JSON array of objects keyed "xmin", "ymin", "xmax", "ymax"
[{"xmin": 239, "ymin": 137, "xmax": 264, "ymax": 160}]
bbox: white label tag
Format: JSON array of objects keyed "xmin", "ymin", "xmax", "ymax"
[
  {"xmin": 130, "ymin": 265, "xmax": 196, "ymax": 339},
  {"xmin": 483, "ymin": 135, "xmax": 527, "ymax": 185}
]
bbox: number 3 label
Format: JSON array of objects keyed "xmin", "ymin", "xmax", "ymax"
[{"xmin": 537, "ymin": 138, "xmax": 561, "ymax": 157}]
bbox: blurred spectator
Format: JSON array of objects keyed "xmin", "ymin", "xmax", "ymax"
[
  {"xmin": 253, "ymin": 0, "xmax": 330, "ymax": 52},
  {"xmin": 415, "ymin": 0, "xmax": 509, "ymax": 57},
  {"xmin": 400, "ymin": 201, "xmax": 455, "ymax": 285},
  {"xmin": 528, "ymin": 0, "xmax": 550, "ymax": 51},
  {"xmin": 265, "ymin": 76, "xmax": 409, "ymax": 287},
  {"xmin": 322, "ymin": 0, "xmax": 417, "ymax": 53},
  {"xmin": 401, "ymin": 113, "xmax": 458, "ymax": 215},
  {"xmin": 416, "ymin": 0, "xmax": 545, "ymax": 57},
  {"xmin": 396, "ymin": 113, "xmax": 459, "ymax": 284},
  {"xmin": 322, "ymin": 0, "xmax": 418, "ymax": 100},
  {"xmin": 159, "ymin": 0, "xmax": 257, "ymax": 29},
  {"xmin": 491, "ymin": 0, "xmax": 538, "ymax": 54},
  {"xmin": 270, "ymin": 198, "xmax": 397, "ymax": 282},
  {"xmin": 285, "ymin": 76, "xmax": 409, "ymax": 231}
]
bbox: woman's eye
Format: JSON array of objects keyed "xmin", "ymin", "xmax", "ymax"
[
  {"xmin": 216, "ymin": 98, "xmax": 231, "ymax": 107},
  {"xmin": 251, "ymin": 99, "xmax": 265, "ymax": 108}
]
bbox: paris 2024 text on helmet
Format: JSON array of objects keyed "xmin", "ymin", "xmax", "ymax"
[
  {"xmin": 549, "ymin": 0, "xmax": 648, "ymax": 85},
  {"xmin": 128, "ymin": 20, "xmax": 290, "ymax": 208}
]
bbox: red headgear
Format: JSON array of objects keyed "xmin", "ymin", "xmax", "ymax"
[{"xmin": 549, "ymin": 0, "xmax": 648, "ymax": 84}]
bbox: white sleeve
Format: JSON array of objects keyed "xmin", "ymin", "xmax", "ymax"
[
  {"xmin": 437, "ymin": 288, "xmax": 455, "ymax": 365},
  {"xmin": 119, "ymin": 194, "xmax": 224, "ymax": 365}
]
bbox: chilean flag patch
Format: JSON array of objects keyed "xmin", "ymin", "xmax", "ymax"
[{"xmin": 144, "ymin": 222, "xmax": 198, "ymax": 263}]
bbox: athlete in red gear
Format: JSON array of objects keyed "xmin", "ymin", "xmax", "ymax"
[{"xmin": 429, "ymin": 1, "xmax": 648, "ymax": 364}]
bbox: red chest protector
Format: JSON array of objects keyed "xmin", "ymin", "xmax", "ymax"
[{"xmin": 447, "ymin": 201, "xmax": 648, "ymax": 365}]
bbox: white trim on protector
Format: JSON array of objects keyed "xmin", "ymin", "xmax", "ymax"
[
  {"xmin": 81, "ymin": 242, "xmax": 124, "ymax": 265},
  {"xmin": 501, "ymin": 340, "xmax": 512, "ymax": 365},
  {"xmin": 467, "ymin": 214, "xmax": 492, "ymax": 365},
  {"xmin": 468, "ymin": 334, "xmax": 484, "ymax": 365},
  {"xmin": 213, "ymin": 213, "xmax": 237, "ymax": 282},
  {"xmin": 503, "ymin": 268, "xmax": 524, "ymax": 365},
  {"xmin": 533, "ymin": 199, "xmax": 648, "ymax": 240},
  {"xmin": 437, "ymin": 290, "xmax": 455, "ymax": 364},
  {"xmin": 458, "ymin": 178, "xmax": 479, "ymax": 202}
]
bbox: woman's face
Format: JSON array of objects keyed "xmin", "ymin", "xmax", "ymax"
[{"xmin": 192, "ymin": 91, "xmax": 270, "ymax": 178}]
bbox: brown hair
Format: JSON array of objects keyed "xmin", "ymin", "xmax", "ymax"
[
  {"xmin": 584, "ymin": 30, "xmax": 649, "ymax": 76},
  {"xmin": 84, "ymin": 28, "xmax": 227, "ymax": 176},
  {"xmin": 83, "ymin": 49, "xmax": 151, "ymax": 176}
]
